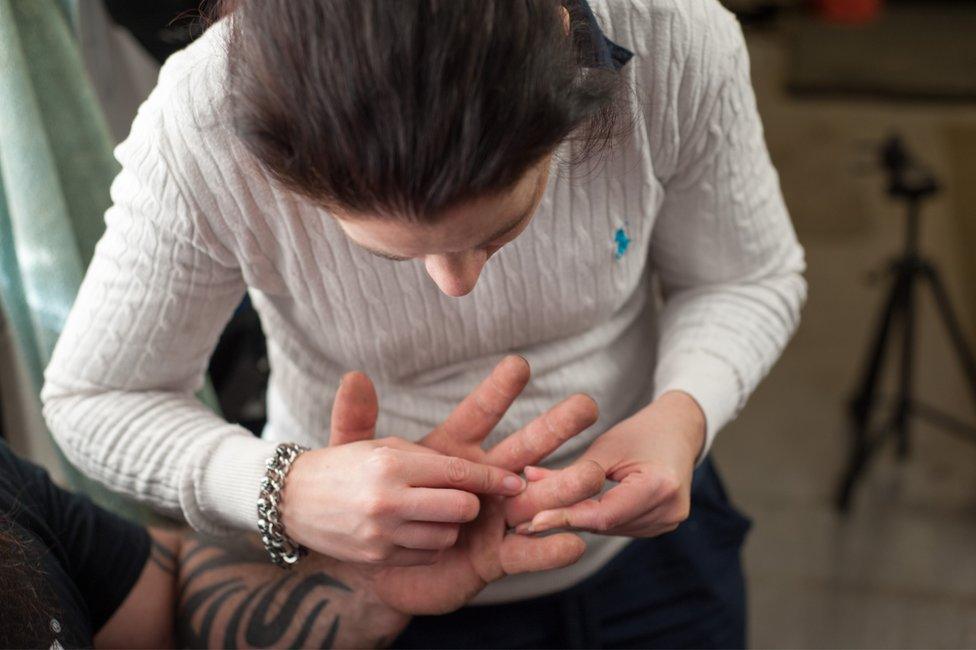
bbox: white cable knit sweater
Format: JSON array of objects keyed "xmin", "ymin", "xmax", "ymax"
[{"xmin": 42, "ymin": 0, "xmax": 805, "ymax": 603}]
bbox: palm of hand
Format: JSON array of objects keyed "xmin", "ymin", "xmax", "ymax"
[
  {"xmin": 329, "ymin": 357, "xmax": 602, "ymax": 615},
  {"xmin": 375, "ymin": 495, "xmax": 506, "ymax": 614}
]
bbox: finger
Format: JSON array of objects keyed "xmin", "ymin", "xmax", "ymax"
[
  {"xmin": 504, "ymin": 460, "xmax": 605, "ymax": 526},
  {"xmin": 401, "ymin": 452, "xmax": 526, "ymax": 496},
  {"xmin": 398, "ymin": 488, "xmax": 481, "ymax": 523},
  {"xmin": 518, "ymin": 505, "xmax": 673, "ymax": 538},
  {"xmin": 391, "ymin": 522, "xmax": 460, "ymax": 550},
  {"xmin": 524, "ymin": 479, "xmax": 650, "ymax": 534},
  {"xmin": 381, "ymin": 548, "xmax": 441, "ymax": 566},
  {"xmin": 500, "ymin": 532, "xmax": 586, "ymax": 575},
  {"xmin": 425, "ymin": 355, "xmax": 529, "ymax": 449},
  {"xmin": 524, "ymin": 465, "xmax": 555, "ymax": 482},
  {"xmin": 329, "ymin": 371, "xmax": 378, "ymax": 446},
  {"xmin": 486, "ymin": 393, "xmax": 598, "ymax": 472},
  {"xmin": 375, "ymin": 436, "xmax": 439, "ymax": 455}
]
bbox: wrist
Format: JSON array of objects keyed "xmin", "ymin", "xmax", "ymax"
[
  {"xmin": 257, "ymin": 442, "xmax": 310, "ymax": 567},
  {"xmin": 196, "ymin": 434, "xmax": 279, "ymax": 534},
  {"xmin": 662, "ymin": 390, "xmax": 706, "ymax": 450},
  {"xmin": 633, "ymin": 391, "xmax": 706, "ymax": 460},
  {"xmin": 277, "ymin": 449, "xmax": 310, "ymax": 538}
]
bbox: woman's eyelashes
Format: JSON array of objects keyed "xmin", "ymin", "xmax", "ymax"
[
  {"xmin": 486, "ymin": 227, "xmax": 525, "ymax": 255},
  {"xmin": 372, "ymin": 250, "xmax": 412, "ymax": 262},
  {"xmin": 485, "ymin": 242, "xmax": 506, "ymax": 258},
  {"xmin": 360, "ymin": 230, "xmax": 517, "ymax": 263}
]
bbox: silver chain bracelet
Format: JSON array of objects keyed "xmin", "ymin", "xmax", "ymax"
[{"xmin": 257, "ymin": 442, "xmax": 309, "ymax": 568}]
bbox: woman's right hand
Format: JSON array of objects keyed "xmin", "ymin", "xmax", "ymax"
[{"xmin": 279, "ymin": 373, "xmax": 528, "ymax": 566}]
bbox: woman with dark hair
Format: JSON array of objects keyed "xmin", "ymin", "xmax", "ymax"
[{"xmin": 42, "ymin": 0, "xmax": 805, "ymax": 646}]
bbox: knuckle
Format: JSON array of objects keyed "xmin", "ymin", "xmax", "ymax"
[
  {"xmin": 540, "ymin": 410, "xmax": 562, "ymax": 442},
  {"xmin": 515, "ymin": 428, "xmax": 549, "ymax": 459},
  {"xmin": 656, "ymin": 472, "xmax": 682, "ymax": 498},
  {"xmin": 479, "ymin": 468, "xmax": 498, "ymax": 493},
  {"xmin": 362, "ymin": 491, "xmax": 393, "ymax": 517},
  {"xmin": 596, "ymin": 510, "xmax": 619, "ymax": 532},
  {"xmin": 564, "ymin": 475, "xmax": 588, "ymax": 501},
  {"xmin": 454, "ymin": 494, "xmax": 480, "ymax": 522},
  {"xmin": 366, "ymin": 448, "xmax": 402, "ymax": 478},
  {"xmin": 545, "ymin": 475, "xmax": 564, "ymax": 505},
  {"xmin": 571, "ymin": 462, "xmax": 605, "ymax": 497},
  {"xmin": 445, "ymin": 456, "xmax": 470, "ymax": 485},
  {"xmin": 360, "ymin": 547, "xmax": 390, "ymax": 564},
  {"xmin": 361, "ymin": 523, "xmax": 387, "ymax": 545},
  {"xmin": 442, "ymin": 525, "xmax": 460, "ymax": 547},
  {"xmin": 473, "ymin": 389, "xmax": 503, "ymax": 419}
]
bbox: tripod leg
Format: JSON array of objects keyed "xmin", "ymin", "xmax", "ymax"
[
  {"xmin": 836, "ymin": 271, "xmax": 906, "ymax": 511},
  {"xmin": 895, "ymin": 268, "xmax": 915, "ymax": 460},
  {"xmin": 921, "ymin": 264, "xmax": 976, "ymax": 400},
  {"xmin": 850, "ymin": 271, "xmax": 905, "ymax": 426}
]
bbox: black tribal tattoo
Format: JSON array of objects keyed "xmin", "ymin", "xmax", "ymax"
[
  {"xmin": 149, "ymin": 537, "xmax": 177, "ymax": 576},
  {"xmin": 176, "ymin": 536, "xmax": 352, "ymax": 649}
]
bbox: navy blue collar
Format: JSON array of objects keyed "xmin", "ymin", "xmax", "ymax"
[{"xmin": 576, "ymin": 0, "xmax": 633, "ymax": 71}]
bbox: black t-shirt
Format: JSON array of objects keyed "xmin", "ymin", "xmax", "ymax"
[{"xmin": 0, "ymin": 440, "xmax": 150, "ymax": 648}]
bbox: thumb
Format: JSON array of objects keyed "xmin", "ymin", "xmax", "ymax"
[{"xmin": 329, "ymin": 371, "xmax": 378, "ymax": 446}]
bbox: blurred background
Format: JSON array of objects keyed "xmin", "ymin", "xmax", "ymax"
[{"xmin": 1, "ymin": 0, "xmax": 974, "ymax": 646}]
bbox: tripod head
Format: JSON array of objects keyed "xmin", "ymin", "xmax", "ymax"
[
  {"xmin": 877, "ymin": 135, "xmax": 944, "ymax": 256},
  {"xmin": 879, "ymin": 135, "xmax": 940, "ymax": 202}
]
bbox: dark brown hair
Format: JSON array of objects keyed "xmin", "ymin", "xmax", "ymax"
[
  {"xmin": 224, "ymin": 0, "xmax": 624, "ymax": 221},
  {"xmin": 0, "ymin": 516, "xmax": 61, "ymax": 647}
]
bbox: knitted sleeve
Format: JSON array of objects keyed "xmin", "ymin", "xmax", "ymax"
[
  {"xmin": 645, "ymin": 1, "xmax": 807, "ymax": 457},
  {"xmin": 41, "ymin": 92, "xmax": 276, "ymax": 536}
]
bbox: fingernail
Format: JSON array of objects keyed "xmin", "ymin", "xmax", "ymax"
[
  {"xmin": 530, "ymin": 514, "xmax": 550, "ymax": 532},
  {"xmin": 503, "ymin": 475, "xmax": 526, "ymax": 493},
  {"xmin": 515, "ymin": 522, "xmax": 533, "ymax": 534}
]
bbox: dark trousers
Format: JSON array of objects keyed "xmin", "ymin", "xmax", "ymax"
[{"xmin": 393, "ymin": 459, "xmax": 751, "ymax": 649}]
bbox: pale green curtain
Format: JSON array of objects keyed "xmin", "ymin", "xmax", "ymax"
[
  {"xmin": 0, "ymin": 0, "xmax": 217, "ymax": 522},
  {"xmin": 57, "ymin": 0, "xmax": 77, "ymax": 30}
]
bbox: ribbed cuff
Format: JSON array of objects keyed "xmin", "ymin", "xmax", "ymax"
[
  {"xmin": 653, "ymin": 351, "xmax": 744, "ymax": 463},
  {"xmin": 192, "ymin": 433, "xmax": 279, "ymax": 534}
]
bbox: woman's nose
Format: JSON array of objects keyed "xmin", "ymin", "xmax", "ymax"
[{"xmin": 424, "ymin": 250, "xmax": 489, "ymax": 297}]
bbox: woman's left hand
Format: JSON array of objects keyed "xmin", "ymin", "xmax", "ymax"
[{"xmin": 513, "ymin": 391, "xmax": 706, "ymax": 538}]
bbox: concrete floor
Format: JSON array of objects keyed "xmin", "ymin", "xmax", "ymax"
[{"xmin": 713, "ymin": 26, "xmax": 976, "ymax": 649}]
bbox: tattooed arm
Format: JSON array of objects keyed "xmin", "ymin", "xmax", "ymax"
[
  {"xmin": 94, "ymin": 357, "xmax": 598, "ymax": 648},
  {"xmin": 175, "ymin": 532, "xmax": 408, "ymax": 649},
  {"xmin": 94, "ymin": 528, "xmax": 180, "ymax": 648},
  {"xmin": 94, "ymin": 527, "xmax": 408, "ymax": 649}
]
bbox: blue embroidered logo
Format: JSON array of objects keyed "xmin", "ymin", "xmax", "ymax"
[{"xmin": 613, "ymin": 227, "xmax": 631, "ymax": 260}]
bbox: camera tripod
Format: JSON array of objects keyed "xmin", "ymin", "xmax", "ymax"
[{"xmin": 835, "ymin": 136, "xmax": 976, "ymax": 512}]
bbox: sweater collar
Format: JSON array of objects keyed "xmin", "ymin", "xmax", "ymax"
[{"xmin": 576, "ymin": 0, "xmax": 633, "ymax": 71}]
